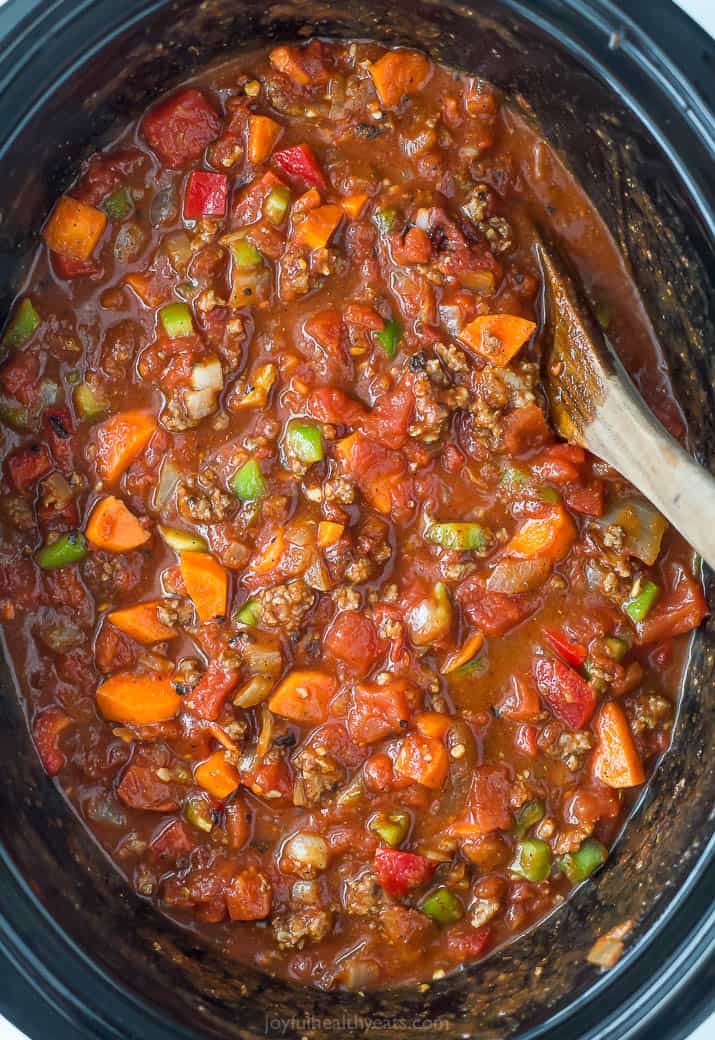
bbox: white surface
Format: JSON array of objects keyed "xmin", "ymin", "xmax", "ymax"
[{"xmin": 0, "ymin": 2, "xmax": 713, "ymax": 1039}]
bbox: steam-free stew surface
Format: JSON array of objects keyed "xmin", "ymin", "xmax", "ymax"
[{"xmin": 0, "ymin": 40, "xmax": 707, "ymax": 990}]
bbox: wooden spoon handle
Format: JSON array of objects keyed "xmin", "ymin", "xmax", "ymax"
[{"xmin": 583, "ymin": 353, "xmax": 715, "ymax": 571}]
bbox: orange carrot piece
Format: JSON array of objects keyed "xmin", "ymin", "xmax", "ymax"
[
  {"xmin": 179, "ymin": 551, "xmax": 228, "ymax": 622},
  {"xmin": 95, "ymin": 410, "xmax": 157, "ymax": 484},
  {"xmin": 96, "ymin": 673, "xmax": 181, "ymax": 724},
  {"xmin": 317, "ymin": 521, "xmax": 344, "ymax": 548},
  {"xmin": 369, "ymin": 50, "xmax": 432, "ymax": 108},
  {"xmin": 268, "ymin": 669, "xmax": 337, "ymax": 724},
  {"xmin": 459, "ymin": 314, "xmax": 537, "ymax": 366},
  {"xmin": 415, "ymin": 711, "xmax": 453, "ymax": 740},
  {"xmin": 441, "ymin": 631, "xmax": 485, "ymax": 674},
  {"xmin": 108, "ymin": 600, "xmax": 176, "ymax": 644},
  {"xmin": 341, "ymin": 193, "xmax": 369, "ymax": 219},
  {"xmin": 394, "ymin": 732, "xmax": 448, "ymax": 789},
  {"xmin": 506, "ymin": 505, "xmax": 576, "ymax": 561},
  {"xmin": 86, "ymin": 495, "xmax": 150, "ymax": 552},
  {"xmin": 294, "ymin": 204, "xmax": 343, "ymax": 250},
  {"xmin": 195, "ymin": 750, "xmax": 240, "ymax": 800},
  {"xmin": 269, "ymin": 45, "xmax": 311, "ymax": 86},
  {"xmin": 248, "ymin": 115, "xmax": 282, "ymax": 164},
  {"xmin": 292, "ymin": 187, "xmax": 322, "ymax": 217},
  {"xmin": 43, "ymin": 195, "xmax": 107, "ymax": 261},
  {"xmin": 124, "ymin": 272, "xmax": 165, "ymax": 307},
  {"xmin": 252, "ymin": 529, "xmax": 286, "ymax": 574},
  {"xmin": 592, "ymin": 701, "xmax": 645, "ymax": 788}
]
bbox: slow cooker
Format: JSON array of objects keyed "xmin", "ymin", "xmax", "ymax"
[{"xmin": 0, "ymin": 1, "xmax": 713, "ymax": 1038}]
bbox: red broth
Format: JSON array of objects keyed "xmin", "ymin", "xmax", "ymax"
[{"xmin": 0, "ymin": 40, "xmax": 705, "ymax": 990}]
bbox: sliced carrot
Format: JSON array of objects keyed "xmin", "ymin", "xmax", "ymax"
[
  {"xmin": 96, "ymin": 672, "xmax": 181, "ymax": 724},
  {"xmin": 195, "ymin": 750, "xmax": 240, "ymax": 800},
  {"xmin": 108, "ymin": 600, "xmax": 176, "ymax": 645},
  {"xmin": 43, "ymin": 195, "xmax": 107, "ymax": 261},
  {"xmin": 248, "ymin": 115, "xmax": 282, "ymax": 165},
  {"xmin": 317, "ymin": 521, "xmax": 344, "ymax": 548},
  {"xmin": 95, "ymin": 410, "xmax": 158, "ymax": 484},
  {"xmin": 592, "ymin": 700, "xmax": 645, "ymax": 788},
  {"xmin": 459, "ymin": 314, "xmax": 537, "ymax": 366},
  {"xmin": 415, "ymin": 711, "xmax": 452, "ymax": 740},
  {"xmin": 292, "ymin": 187, "xmax": 322, "ymax": 217},
  {"xmin": 269, "ymin": 45, "xmax": 311, "ymax": 86},
  {"xmin": 394, "ymin": 731, "xmax": 448, "ymax": 789},
  {"xmin": 369, "ymin": 50, "xmax": 432, "ymax": 108},
  {"xmin": 341, "ymin": 193, "xmax": 369, "ymax": 219},
  {"xmin": 441, "ymin": 631, "xmax": 484, "ymax": 674},
  {"xmin": 179, "ymin": 551, "xmax": 228, "ymax": 622},
  {"xmin": 268, "ymin": 669, "xmax": 337, "ymax": 725},
  {"xmin": 86, "ymin": 495, "xmax": 150, "ymax": 552},
  {"xmin": 506, "ymin": 505, "xmax": 576, "ymax": 562},
  {"xmin": 294, "ymin": 204, "xmax": 343, "ymax": 250},
  {"xmin": 124, "ymin": 272, "xmax": 165, "ymax": 307}
]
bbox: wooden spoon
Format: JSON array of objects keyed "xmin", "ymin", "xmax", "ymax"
[{"xmin": 535, "ymin": 233, "xmax": 715, "ymax": 570}]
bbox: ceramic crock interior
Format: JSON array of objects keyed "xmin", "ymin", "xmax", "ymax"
[{"xmin": 0, "ymin": 1, "xmax": 713, "ymax": 1038}]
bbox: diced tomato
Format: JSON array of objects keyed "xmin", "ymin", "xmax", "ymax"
[
  {"xmin": 43, "ymin": 407, "xmax": 75, "ymax": 473},
  {"xmin": 335, "ymin": 431, "xmax": 407, "ymax": 515},
  {"xmin": 543, "ymin": 628, "xmax": 588, "ymax": 668},
  {"xmin": 564, "ymin": 479, "xmax": 605, "ymax": 517},
  {"xmin": 184, "ymin": 170, "xmax": 228, "ymax": 219},
  {"xmin": 6, "ymin": 443, "xmax": 53, "ymax": 493},
  {"xmin": 514, "ymin": 723, "xmax": 538, "ymax": 757},
  {"xmin": 649, "ymin": 639, "xmax": 672, "ymax": 669},
  {"xmin": 307, "ymin": 386, "xmax": 365, "ymax": 425},
  {"xmin": 325, "ymin": 612, "xmax": 382, "ymax": 675},
  {"xmin": 533, "ymin": 656, "xmax": 597, "ymax": 730},
  {"xmin": 363, "ymin": 752, "xmax": 396, "ymax": 792},
  {"xmin": 450, "ymin": 765, "xmax": 512, "ymax": 837},
  {"xmin": 32, "ymin": 708, "xmax": 71, "ymax": 776},
  {"xmin": 0, "ymin": 350, "xmax": 42, "ymax": 405},
  {"xmin": 186, "ymin": 660, "xmax": 240, "ymax": 721},
  {"xmin": 242, "ymin": 759, "xmax": 293, "ymax": 802},
  {"xmin": 142, "ymin": 89, "xmax": 222, "ymax": 168},
  {"xmin": 373, "ymin": 847, "xmax": 435, "ymax": 898},
  {"xmin": 347, "ymin": 681, "xmax": 411, "ymax": 744},
  {"xmin": 94, "ymin": 622, "xmax": 135, "ymax": 673},
  {"xmin": 394, "ymin": 732, "xmax": 449, "ymax": 789},
  {"xmin": 391, "ymin": 226, "xmax": 432, "ymax": 265},
  {"xmin": 149, "ymin": 819, "xmax": 195, "ymax": 862},
  {"xmin": 232, "ymin": 170, "xmax": 286, "ymax": 224},
  {"xmin": 37, "ymin": 497, "xmax": 80, "ymax": 532},
  {"xmin": 225, "ymin": 867, "xmax": 272, "ymax": 921},
  {"xmin": 52, "ymin": 253, "xmax": 103, "ymax": 280},
  {"xmin": 444, "ymin": 922, "xmax": 493, "ymax": 961},
  {"xmin": 636, "ymin": 564, "xmax": 707, "ymax": 644},
  {"xmin": 501, "ymin": 404, "xmax": 551, "ymax": 455},
  {"xmin": 304, "ymin": 309, "xmax": 343, "ymax": 354},
  {"xmin": 497, "ymin": 676, "xmax": 542, "ymax": 722},
  {"xmin": 533, "ymin": 443, "xmax": 585, "ymax": 484},
  {"xmin": 457, "ymin": 578, "xmax": 535, "ymax": 636},
  {"xmin": 362, "ymin": 383, "xmax": 415, "ymax": 450},
  {"xmin": 117, "ymin": 764, "xmax": 179, "ymax": 811},
  {"xmin": 273, "ymin": 143, "xmax": 326, "ymax": 189}
]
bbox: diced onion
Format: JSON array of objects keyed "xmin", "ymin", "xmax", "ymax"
[
  {"xmin": 283, "ymin": 832, "xmax": 329, "ymax": 872},
  {"xmin": 233, "ymin": 675, "xmax": 273, "ymax": 709},
  {"xmin": 183, "ymin": 387, "xmax": 218, "ymax": 420},
  {"xmin": 153, "ymin": 459, "xmax": 180, "ymax": 511},
  {"xmin": 190, "ymin": 355, "xmax": 223, "ymax": 392}
]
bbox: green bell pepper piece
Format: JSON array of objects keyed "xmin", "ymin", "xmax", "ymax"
[
  {"xmin": 374, "ymin": 319, "xmax": 401, "ymax": 359},
  {"xmin": 286, "ymin": 420, "xmax": 323, "ymax": 465},
  {"xmin": 36, "ymin": 531, "xmax": 88, "ymax": 570},
  {"xmin": 559, "ymin": 838, "xmax": 607, "ymax": 884},
  {"xmin": 369, "ymin": 810, "xmax": 410, "ymax": 847},
  {"xmin": 103, "ymin": 187, "xmax": 133, "ymax": 221},
  {"xmin": 159, "ymin": 302, "xmax": 194, "ymax": 339},
  {"xmin": 426, "ymin": 522, "xmax": 491, "ymax": 552},
  {"xmin": 511, "ymin": 838, "xmax": 552, "ymax": 882},
  {"xmin": 264, "ymin": 186, "xmax": 291, "ymax": 225},
  {"xmin": 500, "ymin": 465, "xmax": 530, "ymax": 487},
  {"xmin": 235, "ymin": 599, "xmax": 262, "ymax": 626},
  {"xmin": 232, "ymin": 239, "xmax": 262, "ymax": 269},
  {"xmin": 2, "ymin": 298, "xmax": 40, "ymax": 353},
  {"xmin": 185, "ymin": 795, "xmax": 214, "ymax": 833},
  {"xmin": 74, "ymin": 381, "xmax": 108, "ymax": 420},
  {"xmin": 373, "ymin": 208, "xmax": 397, "ymax": 234},
  {"xmin": 420, "ymin": 887, "xmax": 463, "ymax": 925},
  {"xmin": 604, "ymin": 635, "xmax": 629, "ymax": 661},
  {"xmin": 515, "ymin": 799, "xmax": 545, "ymax": 838},
  {"xmin": 539, "ymin": 486, "xmax": 562, "ymax": 504},
  {"xmin": 231, "ymin": 457, "xmax": 266, "ymax": 502},
  {"xmin": 624, "ymin": 580, "xmax": 660, "ymax": 622}
]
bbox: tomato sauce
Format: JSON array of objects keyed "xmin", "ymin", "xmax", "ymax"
[{"xmin": 0, "ymin": 39, "xmax": 706, "ymax": 991}]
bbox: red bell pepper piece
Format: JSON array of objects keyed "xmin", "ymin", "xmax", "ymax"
[
  {"xmin": 184, "ymin": 170, "xmax": 228, "ymax": 220},
  {"xmin": 273, "ymin": 143, "xmax": 326, "ymax": 189},
  {"xmin": 533, "ymin": 656, "xmax": 597, "ymax": 730},
  {"xmin": 543, "ymin": 627, "xmax": 588, "ymax": 668},
  {"xmin": 186, "ymin": 659, "xmax": 240, "ymax": 721},
  {"xmin": 373, "ymin": 847, "xmax": 435, "ymax": 898}
]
